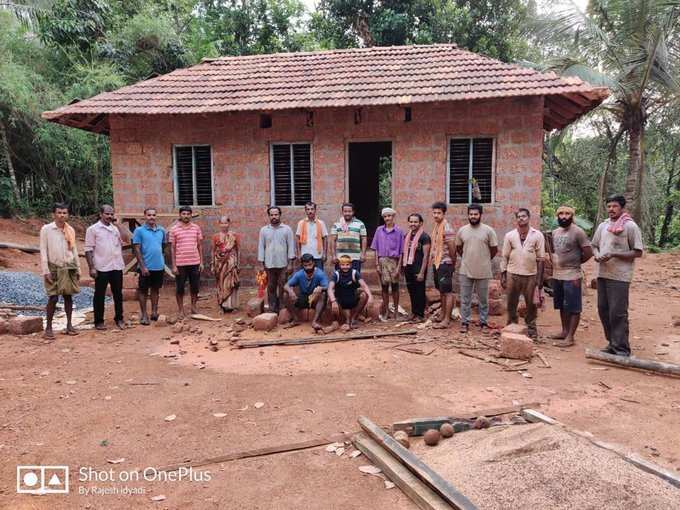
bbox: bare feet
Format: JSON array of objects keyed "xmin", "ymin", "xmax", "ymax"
[
  {"xmin": 459, "ymin": 323, "xmax": 469, "ymax": 334},
  {"xmin": 140, "ymin": 316, "xmax": 150, "ymax": 326},
  {"xmin": 311, "ymin": 322, "xmax": 323, "ymax": 333},
  {"xmin": 115, "ymin": 320, "xmax": 126, "ymax": 330},
  {"xmin": 433, "ymin": 321, "xmax": 450, "ymax": 330},
  {"xmin": 284, "ymin": 321, "xmax": 301, "ymax": 329},
  {"xmin": 553, "ymin": 338, "xmax": 574, "ymax": 347},
  {"xmin": 341, "ymin": 323, "xmax": 351, "ymax": 332},
  {"xmin": 549, "ymin": 332, "xmax": 567, "ymax": 340},
  {"xmin": 43, "ymin": 329, "xmax": 55, "ymax": 340},
  {"xmin": 65, "ymin": 326, "xmax": 79, "ymax": 336},
  {"xmin": 95, "ymin": 323, "xmax": 107, "ymax": 331},
  {"xmin": 480, "ymin": 324, "xmax": 490, "ymax": 335}
]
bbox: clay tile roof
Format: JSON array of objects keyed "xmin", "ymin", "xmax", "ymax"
[{"xmin": 42, "ymin": 44, "xmax": 608, "ymax": 134}]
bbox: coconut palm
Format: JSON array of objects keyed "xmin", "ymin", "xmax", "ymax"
[{"xmin": 536, "ymin": 0, "xmax": 680, "ymax": 223}]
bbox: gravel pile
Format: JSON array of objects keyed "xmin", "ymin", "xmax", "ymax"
[
  {"xmin": 412, "ymin": 422, "xmax": 679, "ymax": 509},
  {"xmin": 0, "ymin": 271, "xmax": 106, "ymax": 315}
]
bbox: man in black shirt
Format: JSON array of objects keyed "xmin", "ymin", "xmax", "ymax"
[
  {"xmin": 328, "ymin": 255, "xmax": 373, "ymax": 331},
  {"xmin": 402, "ymin": 213, "xmax": 432, "ymax": 322}
]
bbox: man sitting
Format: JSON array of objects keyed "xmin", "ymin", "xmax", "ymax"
[
  {"xmin": 328, "ymin": 255, "xmax": 373, "ymax": 331},
  {"xmin": 284, "ymin": 253, "xmax": 329, "ymax": 332}
]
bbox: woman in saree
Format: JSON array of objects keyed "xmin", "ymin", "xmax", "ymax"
[{"xmin": 211, "ymin": 216, "xmax": 240, "ymax": 312}]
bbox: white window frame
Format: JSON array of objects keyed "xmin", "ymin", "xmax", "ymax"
[
  {"xmin": 172, "ymin": 144, "xmax": 215, "ymax": 207},
  {"xmin": 446, "ymin": 136, "xmax": 496, "ymax": 205},
  {"xmin": 269, "ymin": 142, "xmax": 314, "ymax": 206}
]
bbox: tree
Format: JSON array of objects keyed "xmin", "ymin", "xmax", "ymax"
[{"xmin": 535, "ymin": 0, "xmax": 680, "ymax": 224}]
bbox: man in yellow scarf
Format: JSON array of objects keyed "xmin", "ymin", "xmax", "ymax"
[
  {"xmin": 40, "ymin": 202, "xmax": 81, "ymax": 339},
  {"xmin": 429, "ymin": 201, "xmax": 457, "ymax": 329}
]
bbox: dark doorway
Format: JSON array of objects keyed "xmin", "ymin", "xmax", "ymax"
[{"xmin": 348, "ymin": 141, "xmax": 392, "ymax": 240}]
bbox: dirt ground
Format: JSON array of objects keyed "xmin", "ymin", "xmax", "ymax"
[{"xmin": 1, "ymin": 218, "xmax": 680, "ymax": 509}]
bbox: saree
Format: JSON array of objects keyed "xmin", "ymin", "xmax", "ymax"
[{"xmin": 211, "ymin": 231, "xmax": 240, "ymax": 309}]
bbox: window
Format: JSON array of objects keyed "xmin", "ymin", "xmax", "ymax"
[
  {"xmin": 448, "ymin": 138, "xmax": 494, "ymax": 204},
  {"xmin": 173, "ymin": 145, "xmax": 213, "ymax": 206},
  {"xmin": 270, "ymin": 143, "xmax": 312, "ymax": 206}
]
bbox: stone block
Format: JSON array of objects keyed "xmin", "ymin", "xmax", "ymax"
[
  {"xmin": 502, "ymin": 323, "xmax": 528, "ymax": 336},
  {"xmin": 278, "ymin": 308, "xmax": 292, "ymax": 324},
  {"xmin": 253, "ymin": 313, "xmax": 278, "ymax": 332},
  {"xmin": 500, "ymin": 332, "xmax": 534, "ymax": 360},
  {"xmin": 8, "ymin": 316, "xmax": 43, "ymax": 335},
  {"xmin": 123, "ymin": 273, "xmax": 138, "ymax": 289},
  {"xmin": 364, "ymin": 300, "xmax": 382, "ymax": 319},
  {"xmin": 488, "ymin": 280, "xmax": 503, "ymax": 299},
  {"xmin": 426, "ymin": 288, "xmax": 441, "ymax": 304},
  {"xmin": 0, "ymin": 318, "xmax": 8, "ymax": 335},
  {"xmin": 122, "ymin": 289, "xmax": 137, "ymax": 301},
  {"xmin": 488, "ymin": 298, "xmax": 505, "ymax": 316},
  {"xmin": 247, "ymin": 298, "xmax": 264, "ymax": 317}
]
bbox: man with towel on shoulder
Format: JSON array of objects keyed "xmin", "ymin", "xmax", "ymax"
[
  {"xmin": 296, "ymin": 201, "xmax": 328, "ymax": 270},
  {"xmin": 40, "ymin": 202, "xmax": 81, "ymax": 339}
]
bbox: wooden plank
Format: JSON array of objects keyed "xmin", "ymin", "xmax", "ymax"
[
  {"xmin": 585, "ymin": 348, "xmax": 680, "ymax": 377},
  {"xmin": 236, "ymin": 329, "xmax": 418, "ymax": 349},
  {"xmin": 520, "ymin": 409, "xmax": 559, "ymax": 425},
  {"xmin": 353, "ymin": 434, "xmax": 453, "ymax": 510},
  {"xmin": 624, "ymin": 453, "xmax": 680, "ymax": 489},
  {"xmin": 156, "ymin": 433, "xmax": 351, "ymax": 472},
  {"xmin": 358, "ymin": 416, "xmax": 478, "ymax": 510},
  {"xmin": 393, "ymin": 402, "xmax": 541, "ymax": 436},
  {"xmin": 0, "ymin": 242, "xmax": 40, "ymax": 253}
]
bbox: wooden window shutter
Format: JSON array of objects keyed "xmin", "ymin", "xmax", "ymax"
[
  {"xmin": 175, "ymin": 146, "xmax": 194, "ymax": 206},
  {"xmin": 472, "ymin": 138, "xmax": 493, "ymax": 203},
  {"xmin": 194, "ymin": 146, "xmax": 213, "ymax": 206},
  {"xmin": 448, "ymin": 138, "xmax": 471, "ymax": 204},
  {"xmin": 292, "ymin": 144, "xmax": 312, "ymax": 205},
  {"xmin": 272, "ymin": 144, "xmax": 292, "ymax": 206}
]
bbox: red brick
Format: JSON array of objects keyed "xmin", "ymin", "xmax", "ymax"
[
  {"xmin": 253, "ymin": 312, "xmax": 278, "ymax": 331},
  {"xmin": 8, "ymin": 316, "xmax": 43, "ymax": 335},
  {"xmin": 500, "ymin": 332, "xmax": 533, "ymax": 360},
  {"xmin": 488, "ymin": 298, "xmax": 505, "ymax": 316}
]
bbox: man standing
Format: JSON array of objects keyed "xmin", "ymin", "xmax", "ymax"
[
  {"xmin": 40, "ymin": 202, "xmax": 81, "ymax": 339},
  {"xmin": 132, "ymin": 208, "xmax": 166, "ymax": 325},
  {"xmin": 403, "ymin": 213, "xmax": 431, "ymax": 322},
  {"xmin": 296, "ymin": 201, "xmax": 328, "ymax": 269},
  {"xmin": 430, "ymin": 201, "xmax": 456, "ymax": 329},
  {"xmin": 371, "ymin": 207, "xmax": 405, "ymax": 321},
  {"xmin": 85, "ymin": 204, "xmax": 125, "ymax": 330},
  {"xmin": 258, "ymin": 206, "xmax": 296, "ymax": 313},
  {"xmin": 500, "ymin": 208, "xmax": 545, "ymax": 339},
  {"xmin": 169, "ymin": 206, "xmax": 203, "ymax": 318},
  {"xmin": 330, "ymin": 203, "xmax": 367, "ymax": 272},
  {"xmin": 549, "ymin": 205, "xmax": 593, "ymax": 347},
  {"xmin": 592, "ymin": 195, "xmax": 644, "ymax": 356},
  {"xmin": 456, "ymin": 204, "xmax": 498, "ymax": 334},
  {"xmin": 284, "ymin": 253, "xmax": 329, "ymax": 332}
]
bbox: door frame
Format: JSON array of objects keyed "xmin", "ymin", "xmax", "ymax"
[{"xmin": 344, "ymin": 139, "xmax": 394, "ymax": 205}]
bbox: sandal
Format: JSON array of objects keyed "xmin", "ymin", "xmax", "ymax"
[
  {"xmin": 459, "ymin": 323, "xmax": 469, "ymax": 334},
  {"xmin": 140, "ymin": 317, "xmax": 151, "ymax": 326},
  {"xmin": 150, "ymin": 314, "xmax": 159, "ymax": 321}
]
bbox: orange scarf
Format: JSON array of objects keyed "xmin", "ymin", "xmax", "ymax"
[
  {"xmin": 297, "ymin": 219, "xmax": 323, "ymax": 253},
  {"xmin": 431, "ymin": 220, "xmax": 450, "ymax": 269},
  {"xmin": 57, "ymin": 222, "xmax": 77, "ymax": 250}
]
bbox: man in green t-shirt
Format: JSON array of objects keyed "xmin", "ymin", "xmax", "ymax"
[{"xmin": 330, "ymin": 202, "xmax": 367, "ymax": 272}]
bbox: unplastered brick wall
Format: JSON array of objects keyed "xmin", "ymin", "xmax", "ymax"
[{"xmin": 108, "ymin": 96, "xmax": 544, "ymax": 282}]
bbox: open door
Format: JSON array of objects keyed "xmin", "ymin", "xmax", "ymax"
[{"xmin": 348, "ymin": 141, "xmax": 392, "ymax": 241}]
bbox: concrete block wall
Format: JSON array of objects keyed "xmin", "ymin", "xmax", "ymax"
[{"xmin": 108, "ymin": 96, "xmax": 544, "ymax": 282}]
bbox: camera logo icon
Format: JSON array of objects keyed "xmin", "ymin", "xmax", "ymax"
[{"xmin": 17, "ymin": 466, "xmax": 69, "ymax": 494}]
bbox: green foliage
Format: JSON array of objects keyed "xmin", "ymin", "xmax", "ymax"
[{"xmin": 378, "ymin": 156, "xmax": 392, "ymax": 211}]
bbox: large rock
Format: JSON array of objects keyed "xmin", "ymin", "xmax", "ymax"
[
  {"xmin": 8, "ymin": 316, "xmax": 43, "ymax": 335},
  {"xmin": 502, "ymin": 323, "xmax": 528, "ymax": 336},
  {"xmin": 488, "ymin": 280, "xmax": 503, "ymax": 299},
  {"xmin": 0, "ymin": 318, "xmax": 8, "ymax": 335},
  {"xmin": 500, "ymin": 332, "xmax": 534, "ymax": 360},
  {"xmin": 364, "ymin": 300, "xmax": 382, "ymax": 319},
  {"xmin": 488, "ymin": 298, "xmax": 505, "ymax": 316},
  {"xmin": 278, "ymin": 308, "xmax": 292, "ymax": 325},
  {"xmin": 253, "ymin": 312, "xmax": 278, "ymax": 331},
  {"xmin": 247, "ymin": 297, "xmax": 265, "ymax": 318},
  {"xmin": 425, "ymin": 288, "xmax": 441, "ymax": 304}
]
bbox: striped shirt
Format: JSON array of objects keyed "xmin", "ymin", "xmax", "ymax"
[
  {"xmin": 169, "ymin": 223, "xmax": 203, "ymax": 266},
  {"xmin": 331, "ymin": 218, "xmax": 367, "ymax": 260}
]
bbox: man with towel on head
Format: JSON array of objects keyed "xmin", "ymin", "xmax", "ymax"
[
  {"xmin": 370, "ymin": 207, "xmax": 405, "ymax": 321},
  {"xmin": 40, "ymin": 202, "xmax": 81, "ymax": 339},
  {"xmin": 550, "ymin": 205, "xmax": 593, "ymax": 347}
]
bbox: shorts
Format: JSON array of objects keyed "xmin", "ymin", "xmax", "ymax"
[
  {"xmin": 337, "ymin": 290, "xmax": 360, "ymax": 310},
  {"xmin": 176, "ymin": 264, "xmax": 200, "ymax": 295},
  {"xmin": 553, "ymin": 278, "xmax": 582, "ymax": 313},
  {"xmin": 433, "ymin": 263, "xmax": 453, "ymax": 294},
  {"xmin": 378, "ymin": 257, "xmax": 400, "ymax": 286},
  {"xmin": 294, "ymin": 293, "xmax": 316, "ymax": 309},
  {"xmin": 139, "ymin": 270, "xmax": 164, "ymax": 291}
]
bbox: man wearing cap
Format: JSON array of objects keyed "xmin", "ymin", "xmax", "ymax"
[
  {"xmin": 371, "ymin": 207, "xmax": 405, "ymax": 321},
  {"xmin": 550, "ymin": 205, "xmax": 593, "ymax": 347},
  {"xmin": 283, "ymin": 253, "xmax": 329, "ymax": 332}
]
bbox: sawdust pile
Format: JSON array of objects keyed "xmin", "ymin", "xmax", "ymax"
[{"xmin": 412, "ymin": 423, "xmax": 678, "ymax": 509}]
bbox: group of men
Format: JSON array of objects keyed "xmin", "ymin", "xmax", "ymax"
[{"xmin": 40, "ymin": 194, "xmax": 643, "ymax": 356}]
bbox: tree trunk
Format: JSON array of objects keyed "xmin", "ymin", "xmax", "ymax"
[
  {"xmin": 623, "ymin": 106, "xmax": 645, "ymax": 223},
  {"xmin": 0, "ymin": 118, "xmax": 21, "ymax": 205},
  {"xmin": 659, "ymin": 155, "xmax": 679, "ymax": 246}
]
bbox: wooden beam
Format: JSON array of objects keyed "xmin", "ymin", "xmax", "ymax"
[
  {"xmin": 156, "ymin": 433, "xmax": 351, "ymax": 472},
  {"xmin": 546, "ymin": 94, "xmax": 584, "ymax": 116},
  {"xmin": 236, "ymin": 329, "xmax": 418, "ymax": 349},
  {"xmin": 393, "ymin": 402, "xmax": 542, "ymax": 436},
  {"xmin": 520, "ymin": 409, "xmax": 559, "ymax": 425},
  {"xmin": 358, "ymin": 416, "xmax": 478, "ymax": 510},
  {"xmin": 585, "ymin": 348, "xmax": 680, "ymax": 377},
  {"xmin": 0, "ymin": 242, "xmax": 40, "ymax": 253},
  {"xmin": 563, "ymin": 92, "xmax": 591, "ymax": 108},
  {"xmin": 353, "ymin": 433, "xmax": 452, "ymax": 510}
]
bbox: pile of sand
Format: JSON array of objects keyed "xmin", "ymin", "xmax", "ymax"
[{"xmin": 411, "ymin": 423, "xmax": 678, "ymax": 509}]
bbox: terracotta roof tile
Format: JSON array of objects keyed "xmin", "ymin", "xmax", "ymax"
[{"xmin": 42, "ymin": 44, "xmax": 608, "ymax": 132}]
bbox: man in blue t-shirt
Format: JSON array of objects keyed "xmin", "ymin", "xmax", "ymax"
[
  {"xmin": 284, "ymin": 253, "xmax": 329, "ymax": 332},
  {"xmin": 132, "ymin": 208, "xmax": 167, "ymax": 325},
  {"xmin": 328, "ymin": 255, "xmax": 373, "ymax": 331}
]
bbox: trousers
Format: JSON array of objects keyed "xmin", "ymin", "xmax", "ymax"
[
  {"xmin": 459, "ymin": 274, "xmax": 489, "ymax": 325},
  {"xmin": 94, "ymin": 270, "xmax": 123, "ymax": 324},
  {"xmin": 597, "ymin": 277, "xmax": 631, "ymax": 356},
  {"xmin": 506, "ymin": 273, "xmax": 537, "ymax": 336}
]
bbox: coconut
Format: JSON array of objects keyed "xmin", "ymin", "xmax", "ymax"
[
  {"xmin": 473, "ymin": 416, "xmax": 491, "ymax": 429},
  {"xmin": 423, "ymin": 429, "xmax": 440, "ymax": 446},
  {"xmin": 440, "ymin": 422, "xmax": 454, "ymax": 438}
]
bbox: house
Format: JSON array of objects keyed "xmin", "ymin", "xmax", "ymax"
[{"xmin": 43, "ymin": 44, "xmax": 608, "ymax": 278}]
